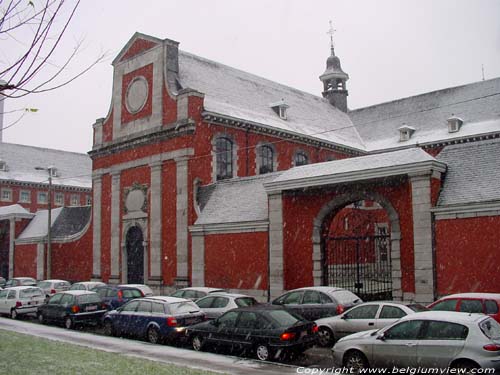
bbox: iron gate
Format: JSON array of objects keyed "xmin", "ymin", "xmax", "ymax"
[{"xmin": 323, "ymin": 232, "xmax": 392, "ymax": 301}]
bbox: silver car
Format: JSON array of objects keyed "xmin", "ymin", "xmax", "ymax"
[
  {"xmin": 69, "ymin": 281, "xmax": 106, "ymax": 291},
  {"xmin": 332, "ymin": 311, "xmax": 500, "ymax": 371},
  {"xmin": 316, "ymin": 301, "xmax": 427, "ymax": 346},
  {"xmin": 170, "ymin": 287, "xmax": 226, "ymax": 301},
  {"xmin": 37, "ymin": 279, "xmax": 71, "ymax": 298},
  {"xmin": 195, "ymin": 292, "xmax": 259, "ymax": 320}
]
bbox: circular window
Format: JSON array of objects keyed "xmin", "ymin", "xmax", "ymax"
[{"xmin": 126, "ymin": 76, "xmax": 148, "ymax": 114}]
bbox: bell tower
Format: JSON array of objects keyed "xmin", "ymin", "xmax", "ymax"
[{"xmin": 319, "ymin": 22, "xmax": 349, "ymax": 112}]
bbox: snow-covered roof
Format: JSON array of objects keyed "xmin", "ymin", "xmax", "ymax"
[
  {"xmin": 17, "ymin": 207, "xmax": 63, "ymax": 240},
  {"xmin": 436, "ymin": 139, "xmax": 500, "ymax": 207},
  {"xmin": 0, "ymin": 204, "xmax": 32, "ymax": 219},
  {"xmin": 178, "ymin": 51, "xmax": 366, "ymax": 151},
  {"xmin": 350, "ymin": 78, "xmax": 500, "ymax": 152},
  {"xmin": 195, "ymin": 173, "xmax": 279, "ymax": 225},
  {"xmin": 0, "ymin": 142, "xmax": 91, "ymax": 189}
]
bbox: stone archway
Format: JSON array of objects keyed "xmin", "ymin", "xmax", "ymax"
[
  {"xmin": 312, "ymin": 191, "xmax": 403, "ymax": 300},
  {"xmin": 121, "ymin": 219, "xmax": 148, "ymax": 284}
]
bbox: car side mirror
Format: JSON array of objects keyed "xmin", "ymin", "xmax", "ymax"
[
  {"xmin": 341, "ymin": 315, "xmax": 348, "ymax": 320},
  {"xmin": 376, "ymin": 333, "xmax": 386, "ymax": 341}
]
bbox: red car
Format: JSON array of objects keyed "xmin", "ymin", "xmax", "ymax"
[{"xmin": 428, "ymin": 293, "xmax": 500, "ymax": 323}]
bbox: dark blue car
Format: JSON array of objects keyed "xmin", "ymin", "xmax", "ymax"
[
  {"xmin": 102, "ymin": 296, "xmax": 206, "ymax": 344},
  {"xmin": 92, "ymin": 285, "xmax": 144, "ymax": 310}
]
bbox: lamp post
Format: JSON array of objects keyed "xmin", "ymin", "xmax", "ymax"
[{"xmin": 35, "ymin": 166, "xmax": 54, "ymax": 279}]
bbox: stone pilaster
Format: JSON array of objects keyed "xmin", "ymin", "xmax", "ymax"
[
  {"xmin": 410, "ymin": 173, "xmax": 435, "ymax": 304},
  {"xmin": 268, "ymin": 192, "xmax": 284, "ymax": 299},
  {"xmin": 191, "ymin": 232, "xmax": 205, "ymax": 287},
  {"xmin": 8, "ymin": 218, "xmax": 15, "ymax": 279},
  {"xmin": 109, "ymin": 172, "xmax": 121, "ymax": 283},
  {"xmin": 36, "ymin": 243, "xmax": 44, "ymax": 280},
  {"xmin": 175, "ymin": 157, "xmax": 189, "ymax": 282},
  {"xmin": 149, "ymin": 162, "xmax": 163, "ymax": 284},
  {"xmin": 92, "ymin": 175, "xmax": 102, "ymax": 280}
]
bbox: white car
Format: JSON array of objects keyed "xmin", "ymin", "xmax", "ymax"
[
  {"xmin": 118, "ymin": 284, "xmax": 154, "ymax": 297},
  {"xmin": 69, "ymin": 281, "xmax": 106, "ymax": 291},
  {"xmin": 4, "ymin": 277, "xmax": 37, "ymax": 288},
  {"xmin": 195, "ymin": 292, "xmax": 259, "ymax": 320},
  {"xmin": 37, "ymin": 279, "xmax": 71, "ymax": 298},
  {"xmin": 332, "ymin": 311, "xmax": 500, "ymax": 371},
  {"xmin": 0, "ymin": 286, "xmax": 45, "ymax": 319},
  {"xmin": 170, "ymin": 287, "xmax": 226, "ymax": 301},
  {"xmin": 316, "ymin": 301, "xmax": 427, "ymax": 346}
]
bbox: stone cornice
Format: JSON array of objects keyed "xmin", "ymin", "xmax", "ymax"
[
  {"xmin": 0, "ymin": 179, "xmax": 91, "ymax": 192},
  {"xmin": 432, "ymin": 201, "xmax": 500, "ymax": 219},
  {"xmin": 89, "ymin": 119, "xmax": 195, "ymax": 159},
  {"xmin": 264, "ymin": 160, "xmax": 447, "ymax": 193},
  {"xmin": 189, "ymin": 221, "xmax": 269, "ymax": 235},
  {"xmin": 202, "ymin": 111, "xmax": 365, "ymax": 157}
]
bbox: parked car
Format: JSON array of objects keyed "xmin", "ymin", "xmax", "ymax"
[
  {"xmin": 271, "ymin": 286, "xmax": 362, "ymax": 321},
  {"xmin": 119, "ymin": 284, "xmax": 154, "ymax": 297},
  {"xmin": 0, "ymin": 286, "xmax": 45, "ymax": 319},
  {"xmin": 195, "ymin": 292, "xmax": 259, "ymax": 320},
  {"xmin": 37, "ymin": 290, "xmax": 107, "ymax": 329},
  {"xmin": 4, "ymin": 277, "xmax": 37, "ymax": 288},
  {"xmin": 92, "ymin": 285, "xmax": 145, "ymax": 310},
  {"xmin": 103, "ymin": 296, "xmax": 205, "ymax": 344},
  {"xmin": 37, "ymin": 279, "xmax": 71, "ymax": 299},
  {"xmin": 332, "ymin": 311, "xmax": 500, "ymax": 371},
  {"xmin": 69, "ymin": 281, "xmax": 106, "ymax": 291},
  {"xmin": 0, "ymin": 276, "xmax": 6, "ymax": 288},
  {"xmin": 170, "ymin": 287, "xmax": 226, "ymax": 301},
  {"xmin": 428, "ymin": 293, "xmax": 500, "ymax": 323},
  {"xmin": 186, "ymin": 305, "xmax": 318, "ymax": 361},
  {"xmin": 315, "ymin": 301, "xmax": 427, "ymax": 346}
]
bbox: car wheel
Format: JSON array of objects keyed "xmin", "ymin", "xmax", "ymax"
[
  {"xmin": 103, "ymin": 320, "xmax": 115, "ymax": 336},
  {"xmin": 64, "ymin": 317, "xmax": 73, "ymax": 330},
  {"xmin": 318, "ymin": 326, "xmax": 334, "ymax": 347},
  {"xmin": 147, "ymin": 326, "xmax": 160, "ymax": 344},
  {"xmin": 343, "ymin": 350, "xmax": 369, "ymax": 371},
  {"xmin": 255, "ymin": 344, "xmax": 271, "ymax": 361},
  {"xmin": 451, "ymin": 360, "xmax": 480, "ymax": 374},
  {"xmin": 10, "ymin": 308, "xmax": 17, "ymax": 320},
  {"xmin": 192, "ymin": 335, "xmax": 204, "ymax": 351}
]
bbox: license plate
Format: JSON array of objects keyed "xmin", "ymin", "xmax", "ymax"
[{"xmin": 86, "ymin": 305, "xmax": 98, "ymax": 311}]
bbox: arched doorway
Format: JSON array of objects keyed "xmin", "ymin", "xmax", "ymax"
[
  {"xmin": 313, "ymin": 192, "xmax": 402, "ymax": 301},
  {"xmin": 126, "ymin": 226, "xmax": 144, "ymax": 284}
]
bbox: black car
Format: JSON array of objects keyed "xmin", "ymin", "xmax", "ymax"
[
  {"xmin": 37, "ymin": 290, "xmax": 107, "ymax": 329},
  {"xmin": 103, "ymin": 296, "xmax": 205, "ymax": 344},
  {"xmin": 186, "ymin": 305, "xmax": 318, "ymax": 361},
  {"xmin": 271, "ymin": 286, "xmax": 362, "ymax": 320},
  {"xmin": 92, "ymin": 285, "xmax": 144, "ymax": 310}
]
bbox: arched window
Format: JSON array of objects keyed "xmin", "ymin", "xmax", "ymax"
[
  {"xmin": 294, "ymin": 152, "xmax": 308, "ymax": 166},
  {"xmin": 215, "ymin": 137, "xmax": 233, "ymax": 180},
  {"xmin": 259, "ymin": 145, "xmax": 274, "ymax": 174}
]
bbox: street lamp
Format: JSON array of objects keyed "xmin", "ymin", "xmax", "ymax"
[{"xmin": 35, "ymin": 165, "xmax": 55, "ymax": 279}]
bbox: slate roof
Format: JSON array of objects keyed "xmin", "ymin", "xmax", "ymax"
[
  {"xmin": 350, "ymin": 78, "xmax": 500, "ymax": 152},
  {"xmin": 16, "ymin": 206, "xmax": 91, "ymax": 241},
  {"xmin": 436, "ymin": 139, "xmax": 500, "ymax": 207},
  {"xmin": 0, "ymin": 142, "xmax": 91, "ymax": 189},
  {"xmin": 195, "ymin": 173, "xmax": 280, "ymax": 225},
  {"xmin": 178, "ymin": 51, "xmax": 366, "ymax": 151}
]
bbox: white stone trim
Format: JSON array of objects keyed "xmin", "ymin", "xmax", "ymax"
[
  {"xmin": 8, "ymin": 218, "xmax": 15, "ymax": 279},
  {"xmin": 264, "ymin": 160, "xmax": 447, "ymax": 193},
  {"xmin": 110, "ymin": 172, "xmax": 121, "ymax": 278},
  {"xmin": 191, "ymin": 233, "xmax": 205, "ymax": 287},
  {"xmin": 189, "ymin": 221, "xmax": 269, "ymax": 234},
  {"xmin": 36, "ymin": 243, "xmax": 44, "ymax": 280},
  {"xmin": 92, "ymin": 175, "xmax": 102, "ymax": 279},
  {"xmin": 176, "ymin": 157, "xmax": 189, "ymax": 280},
  {"xmin": 432, "ymin": 201, "xmax": 500, "ymax": 219},
  {"xmin": 149, "ymin": 162, "xmax": 163, "ymax": 280},
  {"xmin": 268, "ymin": 192, "xmax": 284, "ymax": 299}
]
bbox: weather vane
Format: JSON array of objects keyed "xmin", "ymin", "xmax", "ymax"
[{"xmin": 327, "ymin": 20, "xmax": 336, "ymax": 53}]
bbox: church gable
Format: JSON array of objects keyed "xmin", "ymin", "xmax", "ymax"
[{"xmin": 114, "ymin": 33, "xmax": 161, "ymax": 65}]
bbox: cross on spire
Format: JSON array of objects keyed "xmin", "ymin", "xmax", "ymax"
[{"xmin": 327, "ymin": 20, "xmax": 336, "ymax": 55}]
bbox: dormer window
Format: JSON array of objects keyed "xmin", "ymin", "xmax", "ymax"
[
  {"xmin": 269, "ymin": 100, "xmax": 289, "ymax": 120},
  {"xmin": 49, "ymin": 167, "xmax": 58, "ymax": 177},
  {"xmin": 0, "ymin": 159, "xmax": 6, "ymax": 171},
  {"xmin": 447, "ymin": 116, "xmax": 463, "ymax": 133},
  {"xmin": 398, "ymin": 125, "xmax": 415, "ymax": 142}
]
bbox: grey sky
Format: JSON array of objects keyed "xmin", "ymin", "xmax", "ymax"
[{"xmin": 2, "ymin": 0, "xmax": 500, "ymax": 154}]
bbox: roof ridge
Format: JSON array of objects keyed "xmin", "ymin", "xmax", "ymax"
[{"xmin": 1, "ymin": 142, "xmax": 89, "ymax": 158}]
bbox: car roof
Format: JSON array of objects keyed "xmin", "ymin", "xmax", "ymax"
[
  {"xmin": 39, "ymin": 279, "xmax": 68, "ymax": 283},
  {"xmin": 230, "ymin": 304, "xmax": 288, "ymax": 313},
  {"xmin": 358, "ymin": 300, "xmax": 419, "ymax": 306},
  {"xmin": 145, "ymin": 296, "xmax": 193, "ymax": 303},
  {"xmin": 13, "ymin": 277, "xmax": 36, "ymax": 281},
  {"xmin": 7, "ymin": 286, "xmax": 42, "ymax": 291},
  {"xmin": 74, "ymin": 281, "xmax": 105, "ymax": 285},
  {"xmin": 207, "ymin": 292, "xmax": 256, "ymax": 299},
  {"xmin": 177, "ymin": 287, "xmax": 225, "ymax": 293},
  {"xmin": 399, "ymin": 310, "xmax": 487, "ymax": 324},
  {"xmin": 61, "ymin": 290, "xmax": 96, "ymax": 296},
  {"xmin": 439, "ymin": 292, "xmax": 500, "ymax": 300},
  {"xmin": 289, "ymin": 286, "xmax": 348, "ymax": 293}
]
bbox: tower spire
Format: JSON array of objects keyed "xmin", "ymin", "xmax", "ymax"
[{"xmin": 327, "ymin": 20, "xmax": 336, "ymax": 56}]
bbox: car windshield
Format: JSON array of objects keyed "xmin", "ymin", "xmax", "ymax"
[
  {"xmin": 235, "ymin": 297, "xmax": 257, "ymax": 307},
  {"xmin": 20, "ymin": 288, "xmax": 43, "ymax": 298},
  {"xmin": 408, "ymin": 304, "xmax": 428, "ymax": 312},
  {"xmin": 77, "ymin": 294, "xmax": 101, "ymax": 304},
  {"xmin": 331, "ymin": 290, "xmax": 360, "ymax": 304},
  {"xmin": 480, "ymin": 318, "xmax": 500, "ymax": 340},
  {"xmin": 169, "ymin": 301, "xmax": 200, "ymax": 314},
  {"xmin": 266, "ymin": 310, "xmax": 301, "ymax": 327},
  {"xmin": 37, "ymin": 281, "xmax": 51, "ymax": 289}
]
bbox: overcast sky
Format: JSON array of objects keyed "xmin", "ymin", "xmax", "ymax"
[{"xmin": 2, "ymin": 0, "xmax": 500, "ymax": 154}]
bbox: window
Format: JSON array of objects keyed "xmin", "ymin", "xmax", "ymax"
[
  {"xmin": 86, "ymin": 195, "xmax": 92, "ymax": 205},
  {"xmin": 431, "ymin": 299, "xmax": 458, "ymax": 311},
  {"xmin": 60, "ymin": 294, "xmax": 74, "ymax": 305},
  {"xmin": 258, "ymin": 145, "xmax": 274, "ymax": 174},
  {"xmin": 1, "ymin": 188, "xmax": 12, "ymax": 202},
  {"xmin": 303, "ymin": 291, "xmax": 322, "ymax": 304},
  {"xmin": 459, "ymin": 299, "xmax": 483, "ymax": 314},
  {"xmin": 212, "ymin": 297, "xmax": 229, "ymax": 308},
  {"xmin": 215, "ymin": 137, "xmax": 233, "ymax": 180},
  {"xmin": 152, "ymin": 303, "xmax": 165, "ymax": 314},
  {"xmin": 235, "ymin": 297, "xmax": 257, "ymax": 307},
  {"xmin": 48, "ymin": 294, "xmax": 63, "ymax": 305},
  {"xmin": 55, "ymin": 192, "xmax": 64, "ymax": 206},
  {"xmin": 19, "ymin": 190, "xmax": 31, "ymax": 203},
  {"xmin": 196, "ymin": 296, "xmax": 215, "ymax": 309},
  {"xmin": 480, "ymin": 318, "xmax": 500, "ymax": 340},
  {"xmin": 137, "ymin": 301, "xmax": 152, "ymax": 313},
  {"xmin": 294, "ymin": 152, "xmax": 309, "ymax": 166},
  {"xmin": 70, "ymin": 194, "xmax": 79, "ymax": 206},
  {"xmin": 217, "ymin": 311, "xmax": 239, "ymax": 328},
  {"xmin": 38, "ymin": 191, "xmax": 48, "ymax": 204},
  {"xmin": 122, "ymin": 300, "xmax": 139, "ymax": 312},
  {"xmin": 384, "ymin": 320, "xmax": 423, "ymax": 340},
  {"xmin": 279, "ymin": 291, "xmax": 303, "ymax": 305},
  {"xmin": 379, "ymin": 306, "xmax": 406, "ymax": 319},
  {"xmin": 485, "ymin": 300, "xmax": 499, "ymax": 314},
  {"xmin": 0, "ymin": 160, "xmax": 6, "ymax": 171},
  {"xmin": 8, "ymin": 291, "xmax": 16, "ymax": 299},
  {"xmin": 237, "ymin": 312, "xmax": 258, "ymax": 329},
  {"xmin": 344, "ymin": 305, "xmax": 379, "ymax": 319},
  {"xmin": 423, "ymin": 321, "xmax": 468, "ymax": 340}
]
